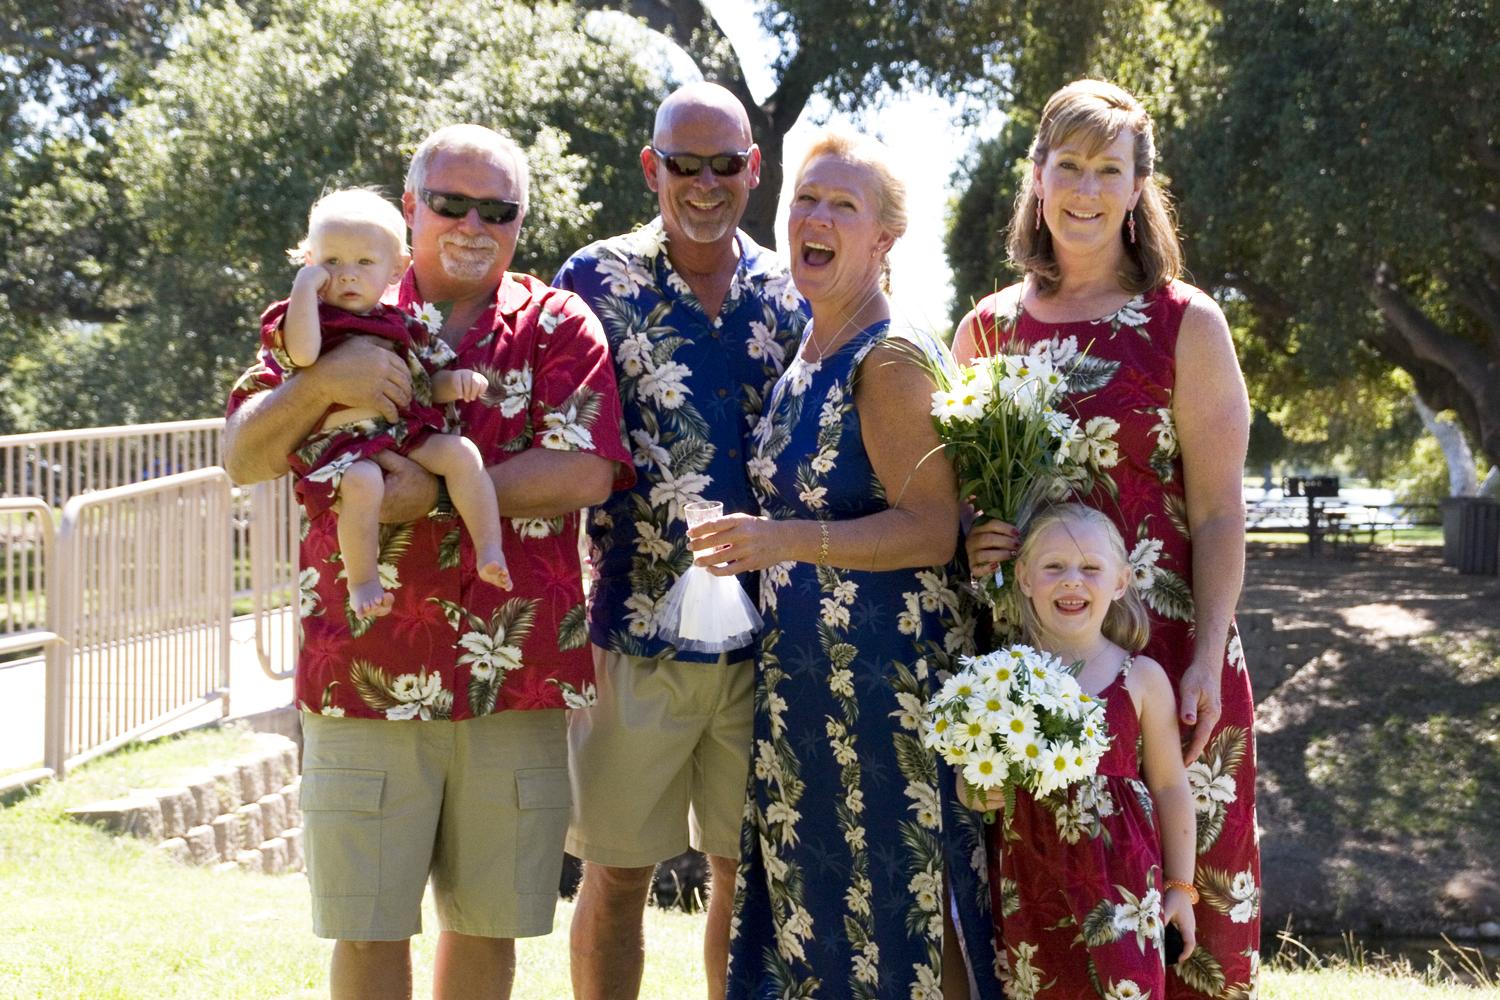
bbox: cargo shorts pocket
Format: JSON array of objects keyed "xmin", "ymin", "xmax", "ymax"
[
  {"xmin": 513, "ymin": 767, "xmax": 570, "ymax": 894},
  {"xmin": 300, "ymin": 768, "xmax": 385, "ymax": 898}
]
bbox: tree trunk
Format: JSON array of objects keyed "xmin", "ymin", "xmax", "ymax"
[
  {"xmin": 744, "ymin": 119, "xmax": 783, "ymax": 248},
  {"xmin": 1412, "ymin": 394, "xmax": 1478, "ymax": 497},
  {"xmin": 578, "ymin": 0, "xmax": 814, "ymax": 250},
  {"xmin": 1368, "ymin": 266, "xmax": 1500, "ymax": 467}
]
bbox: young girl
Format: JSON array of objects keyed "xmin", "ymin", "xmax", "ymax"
[
  {"xmin": 967, "ymin": 503, "xmax": 1196, "ymax": 999},
  {"xmin": 262, "ymin": 188, "xmax": 509, "ymax": 619}
]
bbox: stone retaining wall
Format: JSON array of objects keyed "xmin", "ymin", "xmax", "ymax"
[{"xmin": 64, "ymin": 734, "xmax": 303, "ymax": 875}]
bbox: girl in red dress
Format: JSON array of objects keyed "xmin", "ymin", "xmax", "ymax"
[
  {"xmin": 967, "ymin": 503, "xmax": 1197, "ymax": 999},
  {"xmin": 956, "ymin": 79, "xmax": 1260, "ymax": 999}
]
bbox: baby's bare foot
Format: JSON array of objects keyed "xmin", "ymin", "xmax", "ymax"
[
  {"xmin": 478, "ymin": 549, "xmax": 512, "ymax": 591},
  {"xmin": 350, "ymin": 579, "xmax": 394, "ymax": 619}
]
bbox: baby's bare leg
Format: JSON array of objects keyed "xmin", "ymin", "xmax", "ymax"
[
  {"xmin": 336, "ymin": 459, "xmax": 395, "ymax": 619},
  {"xmin": 406, "ymin": 432, "xmax": 511, "ymax": 590}
]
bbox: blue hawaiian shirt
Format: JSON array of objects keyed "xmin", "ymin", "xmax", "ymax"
[{"xmin": 554, "ymin": 217, "xmax": 807, "ymax": 662}]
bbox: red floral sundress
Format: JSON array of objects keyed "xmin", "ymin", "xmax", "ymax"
[
  {"xmin": 972, "ymin": 280, "xmax": 1261, "ymax": 999},
  {"xmin": 998, "ymin": 658, "xmax": 1166, "ymax": 998}
]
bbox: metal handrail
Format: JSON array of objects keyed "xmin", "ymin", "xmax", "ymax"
[
  {"xmin": 0, "ymin": 419, "xmax": 224, "ymax": 509},
  {"xmin": 0, "ymin": 497, "xmax": 59, "ymax": 660},
  {"xmin": 1, "ymin": 419, "xmax": 300, "ymax": 678},
  {"xmin": 49, "ymin": 469, "xmax": 234, "ymax": 777},
  {"xmin": 249, "ymin": 478, "xmax": 299, "ymax": 681}
]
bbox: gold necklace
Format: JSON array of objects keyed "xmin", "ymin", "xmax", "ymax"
[{"xmin": 804, "ymin": 286, "xmax": 884, "ymax": 363}]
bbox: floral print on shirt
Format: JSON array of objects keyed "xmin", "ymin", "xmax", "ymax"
[
  {"xmin": 227, "ymin": 270, "xmax": 632, "ymax": 720},
  {"xmin": 554, "ymin": 217, "xmax": 807, "ymax": 662}
]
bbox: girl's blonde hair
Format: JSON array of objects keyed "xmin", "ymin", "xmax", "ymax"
[
  {"xmin": 289, "ymin": 187, "xmax": 407, "ymax": 263},
  {"xmin": 1015, "ymin": 503, "xmax": 1150, "ymax": 652},
  {"xmin": 1007, "ymin": 79, "xmax": 1182, "ymax": 297},
  {"xmin": 792, "ymin": 127, "xmax": 907, "ymax": 293}
]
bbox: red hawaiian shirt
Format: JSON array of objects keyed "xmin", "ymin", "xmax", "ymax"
[{"xmin": 226, "ymin": 269, "xmax": 633, "ymax": 720}]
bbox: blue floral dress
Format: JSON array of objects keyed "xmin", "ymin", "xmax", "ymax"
[{"xmin": 727, "ymin": 320, "xmax": 1001, "ymax": 1000}]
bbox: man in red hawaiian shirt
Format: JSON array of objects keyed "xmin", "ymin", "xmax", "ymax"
[{"xmin": 224, "ymin": 124, "xmax": 632, "ymax": 1000}]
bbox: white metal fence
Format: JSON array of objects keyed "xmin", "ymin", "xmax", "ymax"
[
  {"xmin": 0, "ymin": 419, "xmax": 299, "ymax": 675},
  {"xmin": 0, "ymin": 420, "xmax": 300, "ymax": 779},
  {"xmin": 0, "ymin": 419, "xmax": 225, "ymax": 510},
  {"xmin": 0, "ymin": 498, "xmax": 58, "ymax": 659},
  {"xmin": 243, "ymin": 477, "xmax": 299, "ymax": 682},
  {"xmin": 51, "ymin": 470, "xmax": 234, "ymax": 775}
]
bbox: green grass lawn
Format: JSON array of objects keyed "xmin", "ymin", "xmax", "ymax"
[
  {"xmin": 2, "ymin": 727, "xmax": 1496, "ymax": 999},
  {"xmin": 1248, "ymin": 523, "xmax": 1443, "ymax": 547}
]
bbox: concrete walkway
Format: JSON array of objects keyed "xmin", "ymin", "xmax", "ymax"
[{"xmin": 0, "ymin": 611, "xmax": 296, "ymax": 778}]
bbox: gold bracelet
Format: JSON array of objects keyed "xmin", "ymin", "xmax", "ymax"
[
  {"xmin": 1164, "ymin": 878, "xmax": 1199, "ymax": 904},
  {"xmin": 817, "ymin": 520, "xmax": 829, "ymax": 566}
]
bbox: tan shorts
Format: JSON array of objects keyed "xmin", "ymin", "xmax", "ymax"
[
  {"xmin": 299, "ymin": 709, "xmax": 569, "ymax": 941},
  {"xmin": 566, "ymin": 646, "xmax": 752, "ymax": 867}
]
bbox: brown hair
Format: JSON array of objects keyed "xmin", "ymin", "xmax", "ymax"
[
  {"xmin": 1015, "ymin": 503, "xmax": 1150, "ymax": 652},
  {"xmin": 1006, "ymin": 79, "xmax": 1182, "ymax": 297}
]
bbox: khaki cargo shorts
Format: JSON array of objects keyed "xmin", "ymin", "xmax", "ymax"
[
  {"xmin": 566, "ymin": 646, "xmax": 752, "ymax": 867},
  {"xmin": 300, "ymin": 708, "xmax": 569, "ymax": 941}
]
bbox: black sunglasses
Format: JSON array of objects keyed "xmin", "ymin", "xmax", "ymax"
[
  {"xmin": 651, "ymin": 147, "xmax": 753, "ymax": 178},
  {"xmin": 420, "ymin": 188, "xmax": 520, "ymax": 225}
]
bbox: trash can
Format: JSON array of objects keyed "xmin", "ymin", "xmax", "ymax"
[
  {"xmin": 1441, "ymin": 497, "xmax": 1465, "ymax": 566},
  {"xmin": 1448, "ymin": 496, "xmax": 1500, "ymax": 575}
]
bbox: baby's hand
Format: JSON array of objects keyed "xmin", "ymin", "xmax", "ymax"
[
  {"xmin": 450, "ymin": 369, "xmax": 489, "ymax": 402},
  {"xmin": 294, "ymin": 263, "xmax": 330, "ymax": 296}
]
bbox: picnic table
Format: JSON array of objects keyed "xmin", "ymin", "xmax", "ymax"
[{"xmin": 1244, "ymin": 477, "xmax": 1428, "ymax": 557}]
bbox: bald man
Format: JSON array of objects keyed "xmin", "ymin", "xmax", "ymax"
[{"xmin": 554, "ymin": 83, "xmax": 807, "ymax": 1000}]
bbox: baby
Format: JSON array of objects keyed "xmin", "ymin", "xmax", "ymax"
[{"xmin": 262, "ymin": 188, "xmax": 509, "ymax": 618}]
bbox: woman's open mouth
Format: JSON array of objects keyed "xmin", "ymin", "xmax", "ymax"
[{"xmin": 801, "ymin": 241, "xmax": 835, "ymax": 266}]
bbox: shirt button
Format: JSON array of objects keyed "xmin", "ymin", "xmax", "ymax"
[
  {"xmin": 717, "ymin": 387, "xmax": 729, "ymax": 397},
  {"xmin": 713, "ymin": 317, "xmax": 723, "ymax": 328},
  {"xmin": 727, "ymin": 448, "xmax": 739, "ymax": 459}
]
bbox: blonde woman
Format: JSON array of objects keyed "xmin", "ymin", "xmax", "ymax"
[{"xmin": 691, "ymin": 128, "xmax": 1000, "ymax": 999}]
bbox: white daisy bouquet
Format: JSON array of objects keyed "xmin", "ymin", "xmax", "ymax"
[
  {"xmin": 922, "ymin": 644, "xmax": 1110, "ymax": 817},
  {"xmin": 928, "ymin": 346, "xmax": 1081, "ymax": 613}
]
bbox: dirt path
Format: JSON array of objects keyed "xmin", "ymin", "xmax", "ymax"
[{"xmin": 1241, "ymin": 542, "xmax": 1500, "ymax": 938}]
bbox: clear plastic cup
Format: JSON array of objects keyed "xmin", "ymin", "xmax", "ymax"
[{"xmin": 683, "ymin": 500, "xmax": 723, "ymax": 529}]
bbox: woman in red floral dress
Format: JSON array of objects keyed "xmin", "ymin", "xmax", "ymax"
[{"xmin": 956, "ymin": 79, "xmax": 1260, "ymax": 999}]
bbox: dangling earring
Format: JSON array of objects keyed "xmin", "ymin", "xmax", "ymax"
[
  {"xmin": 1035, "ymin": 198, "xmax": 1043, "ymax": 231},
  {"xmin": 1127, "ymin": 209, "xmax": 1137, "ymax": 245}
]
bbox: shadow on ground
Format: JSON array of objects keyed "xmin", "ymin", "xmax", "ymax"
[{"xmin": 1242, "ymin": 542, "xmax": 1500, "ymax": 938}]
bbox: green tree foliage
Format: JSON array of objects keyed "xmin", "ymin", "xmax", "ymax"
[
  {"xmin": 1173, "ymin": 0, "xmax": 1499, "ymax": 466},
  {"xmin": 0, "ymin": 1, "xmax": 189, "ymax": 370},
  {"xmin": 0, "ymin": 1, "xmax": 184, "ymax": 129},
  {"xmin": 1, "ymin": 0, "xmax": 661, "ymax": 430},
  {"xmin": 581, "ymin": 0, "xmax": 1142, "ymax": 247},
  {"xmin": 945, "ymin": 0, "xmax": 1215, "ymax": 318},
  {"xmin": 944, "ymin": 0, "xmax": 1500, "ymax": 470}
]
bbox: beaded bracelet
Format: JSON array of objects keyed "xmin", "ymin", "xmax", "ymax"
[{"xmin": 1164, "ymin": 878, "xmax": 1199, "ymax": 904}]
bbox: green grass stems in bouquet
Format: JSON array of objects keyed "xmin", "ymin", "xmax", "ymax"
[{"xmin": 929, "ymin": 340, "xmax": 1086, "ymax": 631}]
